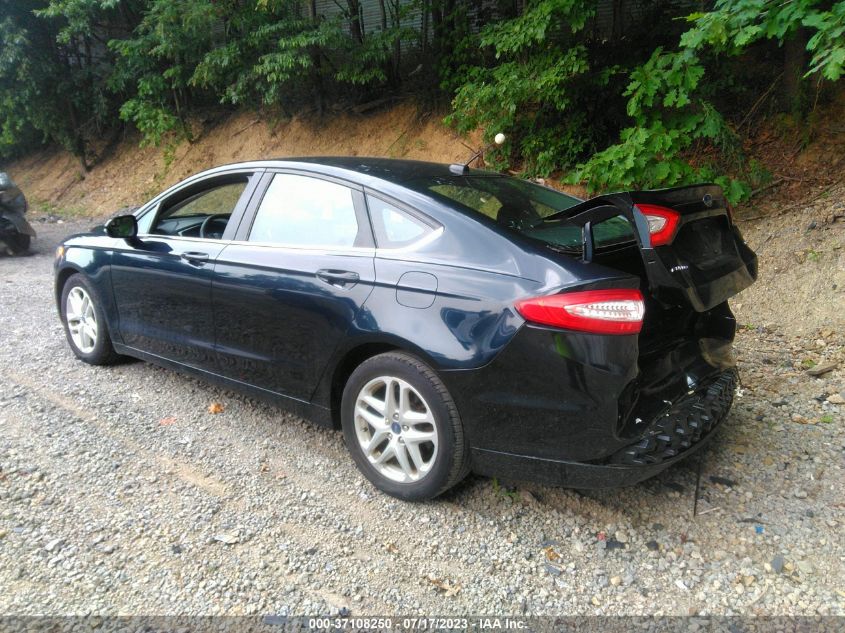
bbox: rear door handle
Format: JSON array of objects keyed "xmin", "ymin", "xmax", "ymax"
[
  {"xmin": 181, "ymin": 251, "xmax": 210, "ymax": 264},
  {"xmin": 316, "ymin": 269, "xmax": 360, "ymax": 288}
]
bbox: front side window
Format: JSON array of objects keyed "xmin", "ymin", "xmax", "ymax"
[
  {"xmin": 249, "ymin": 174, "xmax": 360, "ymax": 247},
  {"xmin": 150, "ymin": 179, "xmax": 249, "ymax": 239},
  {"xmin": 168, "ymin": 183, "xmax": 246, "ymax": 218}
]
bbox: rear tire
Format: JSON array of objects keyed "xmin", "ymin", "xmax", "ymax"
[
  {"xmin": 341, "ymin": 352, "xmax": 470, "ymax": 501},
  {"xmin": 60, "ymin": 273, "xmax": 121, "ymax": 365},
  {"xmin": 5, "ymin": 233, "xmax": 30, "ymax": 254}
]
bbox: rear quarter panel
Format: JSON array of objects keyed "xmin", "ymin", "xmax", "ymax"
[{"xmin": 311, "ymin": 188, "xmax": 640, "ymax": 409}]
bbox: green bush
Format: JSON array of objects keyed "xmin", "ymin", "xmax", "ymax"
[
  {"xmin": 571, "ymin": 0, "xmax": 845, "ymax": 201},
  {"xmin": 443, "ymin": 0, "xmax": 845, "ymax": 202},
  {"xmin": 444, "ymin": 0, "xmax": 595, "ymax": 177}
]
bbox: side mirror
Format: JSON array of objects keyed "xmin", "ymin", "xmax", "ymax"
[{"xmin": 105, "ymin": 214, "xmax": 138, "ymax": 239}]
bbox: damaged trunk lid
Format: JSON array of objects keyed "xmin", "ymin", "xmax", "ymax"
[{"xmin": 561, "ymin": 184, "xmax": 758, "ymax": 312}]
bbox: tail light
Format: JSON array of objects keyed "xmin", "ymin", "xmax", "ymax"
[
  {"xmin": 635, "ymin": 204, "xmax": 680, "ymax": 247},
  {"xmin": 515, "ymin": 289, "xmax": 645, "ymax": 335}
]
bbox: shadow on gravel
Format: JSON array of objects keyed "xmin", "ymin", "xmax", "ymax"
[
  {"xmin": 0, "ymin": 247, "xmax": 38, "ymax": 258},
  {"xmin": 457, "ymin": 424, "xmax": 750, "ymax": 524},
  {"xmin": 93, "ymin": 347, "xmax": 740, "ymax": 520}
]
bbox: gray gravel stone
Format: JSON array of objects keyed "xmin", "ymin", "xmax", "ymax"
[{"xmin": 0, "ymin": 220, "xmax": 843, "ymax": 617}]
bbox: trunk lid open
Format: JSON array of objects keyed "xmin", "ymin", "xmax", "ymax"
[{"xmin": 563, "ymin": 184, "xmax": 757, "ymax": 312}]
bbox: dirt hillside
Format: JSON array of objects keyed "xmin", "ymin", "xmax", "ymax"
[
  {"xmin": 2, "ymin": 103, "xmax": 843, "ymax": 336},
  {"xmin": 2, "ymin": 104, "xmax": 483, "ymax": 218},
  {"xmin": 731, "ymin": 186, "xmax": 845, "ymax": 337}
]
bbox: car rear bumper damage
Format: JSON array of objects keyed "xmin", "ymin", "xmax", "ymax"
[{"xmin": 469, "ymin": 368, "xmax": 737, "ymax": 488}]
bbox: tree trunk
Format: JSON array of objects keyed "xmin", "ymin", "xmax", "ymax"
[
  {"xmin": 67, "ymin": 102, "xmax": 90, "ymax": 173},
  {"xmin": 611, "ymin": 0, "xmax": 625, "ymax": 39},
  {"xmin": 378, "ymin": 0, "xmax": 388, "ymax": 30},
  {"xmin": 309, "ymin": 0, "xmax": 326, "ymax": 114},
  {"xmin": 347, "ymin": 0, "xmax": 364, "ymax": 44},
  {"xmin": 390, "ymin": 0, "xmax": 401, "ymax": 80},
  {"xmin": 420, "ymin": 0, "xmax": 429, "ymax": 54},
  {"xmin": 782, "ymin": 28, "xmax": 807, "ymax": 116},
  {"xmin": 430, "ymin": 1, "xmax": 442, "ymax": 39},
  {"xmin": 431, "ymin": 0, "xmax": 456, "ymax": 57}
]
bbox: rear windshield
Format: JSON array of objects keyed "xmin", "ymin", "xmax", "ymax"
[{"xmin": 407, "ymin": 175, "xmax": 634, "ymax": 251}]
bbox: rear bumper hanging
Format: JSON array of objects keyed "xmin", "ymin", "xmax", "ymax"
[{"xmin": 469, "ymin": 369, "xmax": 738, "ymax": 489}]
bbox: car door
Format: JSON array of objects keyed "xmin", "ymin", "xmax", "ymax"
[
  {"xmin": 111, "ymin": 170, "xmax": 261, "ymax": 371},
  {"xmin": 211, "ymin": 171, "xmax": 376, "ymax": 400}
]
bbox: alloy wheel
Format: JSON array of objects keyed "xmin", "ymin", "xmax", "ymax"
[
  {"xmin": 65, "ymin": 286, "xmax": 98, "ymax": 354},
  {"xmin": 353, "ymin": 375, "xmax": 439, "ymax": 483}
]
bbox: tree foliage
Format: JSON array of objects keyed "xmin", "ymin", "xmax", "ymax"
[
  {"xmin": 110, "ymin": 0, "xmax": 414, "ymax": 147},
  {"xmin": 571, "ymin": 0, "xmax": 845, "ymax": 200},
  {"xmin": 0, "ymin": 0, "xmax": 844, "ymax": 198},
  {"xmin": 445, "ymin": 0, "xmax": 595, "ymax": 176},
  {"xmin": 0, "ymin": 0, "xmax": 138, "ymax": 167},
  {"xmin": 1, "ymin": 0, "xmax": 412, "ymax": 159}
]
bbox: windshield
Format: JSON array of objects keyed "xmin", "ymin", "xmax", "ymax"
[{"xmin": 407, "ymin": 175, "xmax": 634, "ymax": 252}]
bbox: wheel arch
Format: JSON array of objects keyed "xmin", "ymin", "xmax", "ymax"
[
  {"xmin": 55, "ymin": 264, "xmax": 84, "ymax": 311},
  {"xmin": 322, "ymin": 337, "xmax": 442, "ymax": 429},
  {"xmin": 55, "ymin": 261, "xmax": 121, "ymax": 346}
]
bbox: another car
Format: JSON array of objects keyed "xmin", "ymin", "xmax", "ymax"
[
  {"xmin": 0, "ymin": 171, "xmax": 36, "ymax": 254},
  {"xmin": 53, "ymin": 158, "xmax": 757, "ymax": 500}
]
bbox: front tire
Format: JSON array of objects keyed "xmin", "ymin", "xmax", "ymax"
[
  {"xmin": 60, "ymin": 273, "xmax": 121, "ymax": 365},
  {"xmin": 341, "ymin": 352, "xmax": 469, "ymax": 501}
]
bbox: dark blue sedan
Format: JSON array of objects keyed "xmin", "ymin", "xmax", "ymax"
[{"xmin": 53, "ymin": 158, "xmax": 757, "ymax": 500}]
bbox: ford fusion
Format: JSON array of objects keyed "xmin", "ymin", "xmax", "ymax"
[{"xmin": 54, "ymin": 158, "xmax": 757, "ymax": 500}]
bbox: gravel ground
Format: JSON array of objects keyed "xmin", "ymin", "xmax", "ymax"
[{"xmin": 1, "ymin": 219, "xmax": 843, "ymax": 617}]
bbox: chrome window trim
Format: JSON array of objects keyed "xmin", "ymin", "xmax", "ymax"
[
  {"xmin": 261, "ymin": 166, "xmax": 365, "ymax": 191},
  {"xmin": 134, "ymin": 167, "xmax": 262, "ymax": 227},
  {"xmin": 134, "ymin": 234, "xmax": 234, "ymax": 245},
  {"xmin": 114, "ymin": 234, "xmax": 378, "ymax": 256},
  {"xmin": 224, "ymin": 240, "xmax": 376, "ymax": 256}
]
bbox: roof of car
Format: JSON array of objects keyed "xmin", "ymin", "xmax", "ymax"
[{"xmin": 215, "ymin": 157, "xmax": 501, "ymax": 185}]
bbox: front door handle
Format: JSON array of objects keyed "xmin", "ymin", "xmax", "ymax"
[
  {"xmin": 316, "ymin": 269, "xmax": 360, "ymax": 288},
  {"xmin": 181, "ymin": 251, "xmax": 210, "ymax": 264}
]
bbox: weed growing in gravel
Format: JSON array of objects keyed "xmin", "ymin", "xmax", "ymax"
[{"xmin": 491, "ymin": 478, "xmax": 519, "ymax": 501}]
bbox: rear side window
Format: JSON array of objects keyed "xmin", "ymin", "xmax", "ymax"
[
  {"xmin": 367, "ymin": 195, "xmax": 435, "ymax": 248},
  {"xmin": 249, "ymin": 174, "xmax": 360, "ymax": 247}
]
